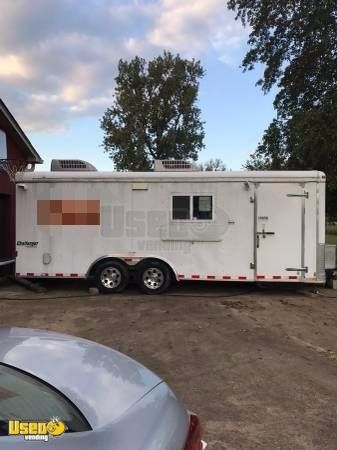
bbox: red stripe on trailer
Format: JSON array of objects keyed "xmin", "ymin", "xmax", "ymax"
[
  {"xmin": 273, "ymin": 275, "xmax": 281, "ymax": 280},
  {"xmin": 70, "ymin": 273, "xmax": 78, "ymax": 277},
  {"xmin": 222, "ymin": 276, "xmax": 231, "ymax": 280},
  {"xmin": 178, "ymin": 274, "xmax": 185, "ymax": 279},
  {"xmin": 289, "ymin": 276, "xmax": 298, "ymax": 280},
  {"xmin": 257, "ymin": 275, "xmax": 265, "ymax": 280},
  {"xmin": 56, "ymin": 273, "xmax": 63, "ymax": 277},
  {"xmin": 27, "ymin": 273, "xmax": 34, "ymax": 277},
  {"xmin": 207, "ymin": 275, "xmax": 216, "ymax": 280},
  {"xmin": 238, "ymin": 276, "xmax": 247, "ymax": 280},
  {"xmin": 191, "ymin": 275, "xmax": 200, "ymax": 279}
]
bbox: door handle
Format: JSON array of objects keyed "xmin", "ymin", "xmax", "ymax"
[
  {"xmin": 256, "ymin": 234, "xmax": 260, "ymax": 248},
  {"xmin": 286, "ymin": 267, "xmax": 308, "ymax": 273},
  {"xmin": 257, "ymin": 231, "xmax": 275, "ymax": 238}
]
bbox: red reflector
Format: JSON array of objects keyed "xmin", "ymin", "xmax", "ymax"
[
  {"xmin": 222, "ymin": 276, "xmax": 231, "ymax": 280},
  {"xmin": 184, "ymin": 414, "xmax": 203, "ymax": 450},
  {"xmin": 15, "ymin": 273, "xmax": 20, "ymax": 277},
  {"xmin": 70, "ymin": 273, "xmax": 78, "ymax": 277},
  {"xmin": 273, "ymin": 276, "xmax": 281, "ymax": 280},
  {"xmin": 207, "ymin": 275, "xmax": 215, "ymax": 280},
  {"xmin": 124, "ymin": 258, "xmax": 133, "ymax": 262},
  {"xmin": 192, "ymin": 275, "xmax": 200, "ymax": 279},
  {"xmin": 257, "ymin": 275, "xmax": 265, "ymax": 280},
  {"xmin": 178, "ymin": 274, "xmax": 185, "ymax": 279},
  {"xmin": 289, "ymin": 276, "xmax": 298, "ymax": 280},
  {"xmin": 238, "ymin": 276, "xmax": 247, "ymax": 280},
  {"xmin": 56, "ymin": 273, "xmax": 63, "ymax": 277},
  {"xmin": 27, "ymin": 273, "xmax": 34, "ymax": 277}
]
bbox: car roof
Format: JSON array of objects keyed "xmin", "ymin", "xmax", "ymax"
[{"xmin": 0, "ymin": 327, "xmax": 161, "ymax": 428}]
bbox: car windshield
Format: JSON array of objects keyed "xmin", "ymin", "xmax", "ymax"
[{"xmin": 0, "ymin": 363, "xmax": 91, "ymax": 436}]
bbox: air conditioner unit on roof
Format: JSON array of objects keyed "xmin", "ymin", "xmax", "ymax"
[
  {"xmin": 154, "ymin": 160, "xmax": 199, "ymax": 172},
  {"xmin": 51, "ymin": 159, "xmax": 97, "ymax": 172}
]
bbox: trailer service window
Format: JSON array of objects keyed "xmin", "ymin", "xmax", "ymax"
[
  {"xmin": 172, "ymin": 196, "xmax": 190, "ymax": 220},
  {"xmin": 172, "ymin": 195, "xmax": 213, "ymax": 220}
]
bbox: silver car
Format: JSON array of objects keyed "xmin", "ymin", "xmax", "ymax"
[{"xmin": 0, "ymin": 328, "xmax": 206, "ymax": 449}]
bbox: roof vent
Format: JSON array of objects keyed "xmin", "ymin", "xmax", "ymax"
[
  {"xmin": 51, "ymin": 159, "xmax": 97, "ymax": 172},
  {"xmin": 154, "ymin": 159, "xmax": 199, "ymax": 172}
]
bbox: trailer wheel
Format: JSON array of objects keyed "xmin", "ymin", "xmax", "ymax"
[
  {"xmin": 138, "ymin": 260, "xmax": 171, "ymax": 294},
  {"xmin": 95, "ymin": 261, "xmax": 129, "ymax": 294}
]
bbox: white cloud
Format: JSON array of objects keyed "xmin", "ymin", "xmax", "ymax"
[
  {"xmin": 148, "ymin": 0, "xmax": 245, "ymax": 57},
  {"xmin": 0, "ymin": 54, "xmax": 32, "ymax": 78},
  {"xmin": 0, "ymin": 0, "xmax": 246, "ymax": 132}
]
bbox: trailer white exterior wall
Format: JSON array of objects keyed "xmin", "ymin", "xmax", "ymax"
[{"xmin": 15, "ymin": 171, "xmax": 326, "ymax": 284}]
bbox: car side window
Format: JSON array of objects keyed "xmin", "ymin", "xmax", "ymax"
[{"xmin": 0, "ymin": 363, "xmax": 91, "ymax": 437}]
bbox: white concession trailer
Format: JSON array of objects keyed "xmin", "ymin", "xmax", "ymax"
[{"xmin": 15, "ymin": 163, "xmax": 326, "ymax": 294}]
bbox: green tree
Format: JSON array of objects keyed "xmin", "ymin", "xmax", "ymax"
[
  {"xmin": 101, "ymin": 52, "xmax": 205, "ymax": 171},
  {"xmin": 199, "ymin": 158, "xmax": 226, "ymax": 171},
  {"xmin": 228, "ymin": 0, "xmax": 337, "ymax": 217},
  {"xmin": 244, "ymin": 119, "xmax": 288, "ymax": 170}
]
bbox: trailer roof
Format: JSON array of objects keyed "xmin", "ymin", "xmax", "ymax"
[{"xmin": 17, "ymin": 170, "xmax": 325, "ymax": 183}]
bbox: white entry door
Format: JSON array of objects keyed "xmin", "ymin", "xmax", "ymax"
[{"xmin": 255, "ymin": 183, "xmax": 306, "ymax": 281}]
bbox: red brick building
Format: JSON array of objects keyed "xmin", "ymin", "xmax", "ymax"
[{"xmin": 0, "ymin": 99, "xmax": 43, "ymax": 270}]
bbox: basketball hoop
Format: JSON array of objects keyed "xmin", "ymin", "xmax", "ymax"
[{"xmin": 0, "ymin": 159, "xmax": 28, "ymax": 183}]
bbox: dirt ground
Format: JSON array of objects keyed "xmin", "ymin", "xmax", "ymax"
[{"xmin": 1, "ymin": 279, "xmax": 337, "ymax": 450}]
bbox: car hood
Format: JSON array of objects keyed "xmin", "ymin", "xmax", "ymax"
[{"xmin": 0, "ymin": 327, "xmax": 162, "ymax": 429}]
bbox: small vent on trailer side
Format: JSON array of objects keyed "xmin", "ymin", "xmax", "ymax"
[
  {"xmin": 51, "ymin": 159, "xmax": 97, "ymax": 172},
  {"xmin": 154, "ymin": 159, "xmax": 199, "ymax": 172}
]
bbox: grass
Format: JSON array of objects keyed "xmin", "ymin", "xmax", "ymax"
[
  {"xmin": 326, "ymin": 223, "xmax": 337, "ymax": 245},
  {"xmin": 326, "ymin": 234, "xmax": 337, "ymax": 245}
]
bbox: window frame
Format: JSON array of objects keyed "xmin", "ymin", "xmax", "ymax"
[
  {"xmin": 171, "ymin": 194, "xmax": 191, "ymax": 221},
  {"xmin": 0, "ymin": 362, "xmax": 92, "ymax": 436},
  {"xmin": 0, "ymin": 129, "xmax": 7, "ymax": 159},
  {"xmin": 171, "ymin": 193, "xmax": 215, "ymax": 222}
]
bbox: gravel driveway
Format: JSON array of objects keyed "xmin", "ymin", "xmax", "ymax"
[{"xmin": 1, "ymin": 280, "xmax": 337, "ymax": 449}]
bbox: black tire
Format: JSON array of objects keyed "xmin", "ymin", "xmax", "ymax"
[
  {"xmin": 95, "ymin": 261, "xmax": 129, "ymax": 294},
  {"xmin": 137, "ymin": 260, "xmax": 171, "ymax": 295}
]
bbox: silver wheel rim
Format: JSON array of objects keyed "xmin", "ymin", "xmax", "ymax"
[
  {"xmin": 143, "ymin": 267, "xmax": 165, "ymax": 290},
  {"xmin": 101, "ymin": 267, "xmax": 122, "ymax": 289}
]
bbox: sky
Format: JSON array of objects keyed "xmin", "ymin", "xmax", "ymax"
[{"xmin": 0, "ymin": 0, "xmax": 276, "ymax": 171}]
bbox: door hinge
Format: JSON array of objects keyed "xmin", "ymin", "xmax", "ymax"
[{"xmin": 287, "ymin": 191, "xmax": 309, "ymax": 199}]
